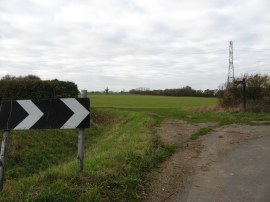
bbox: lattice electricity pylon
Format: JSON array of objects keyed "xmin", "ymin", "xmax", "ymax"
[{"xmin": 227, "ymin": 41, "xmax": 234, "ymax": 88}]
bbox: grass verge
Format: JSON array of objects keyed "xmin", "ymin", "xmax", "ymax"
[{"xmin": 0, "ymin": 109, "xmax": 172, "ymax": 201}]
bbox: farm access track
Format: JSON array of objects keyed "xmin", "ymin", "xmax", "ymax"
[{"xmin": 147, "ymin": 120, "xmax": 270, "ymax": 202}]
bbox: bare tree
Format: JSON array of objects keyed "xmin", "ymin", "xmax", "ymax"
[{"xmin": 105, "ymin": 87, "xmax": 109, "ymax": 95}]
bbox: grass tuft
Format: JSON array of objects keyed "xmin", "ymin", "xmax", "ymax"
[{"xmin": 190, "ymin": 127, "xmax": 213, "ymax": 140}]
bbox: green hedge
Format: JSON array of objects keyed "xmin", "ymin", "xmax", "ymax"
[
  {"xmin": 220, "ymin": 74, "xmax": 270, "ymax": 112},
  {"xmin": 0, "ymin": 79, "xmax": 79, "ymax": 100}
]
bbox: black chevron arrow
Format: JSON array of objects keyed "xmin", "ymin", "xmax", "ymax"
[
  {"xmin": 0, "ymin": 100, "xmax": 28, "ymax": 130},
  {"xmin": 31, "ymin": 99, "xmax": 74, "ymax": 129}
]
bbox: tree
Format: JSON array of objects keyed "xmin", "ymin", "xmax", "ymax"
[
  {"xmin": 1, "ymin": 74, "xmax": 41, "ymax": 81},
  {"xmin": 105, "ymin": 87, "xmax": 109, "ymax": 95},
  {"xmin": 22, "ymin": 75, "xmax": 41, "ymax": 80},
  {"xmin": 1, "ymin": 74, "xmax": 16, "ymax": 81}
]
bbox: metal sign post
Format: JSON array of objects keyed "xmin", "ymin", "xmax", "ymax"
[
  {"xmin": 78, "ymin": 90, "xmax": 87, "ymax": 172},
  {"xmin": 0, "ymin": 130, "xmax": 10, "ymax": 190}
]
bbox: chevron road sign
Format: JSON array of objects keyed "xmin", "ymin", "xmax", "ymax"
[
  {"xmin": 0, "ymin": 95, "xmax": 90, "ymax": 190},
  {"xmin": 0, "ymin": 98, "xmax": 90, "ymax": 130}
]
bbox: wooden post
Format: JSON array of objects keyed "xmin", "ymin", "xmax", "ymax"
[
  {"xmin": 0, "ymin": 130, "xmax": 10, "ymax": 190},
  {"xmin": 77, "ymin": 90, "xmax": 87, "ymax": 172},
  {"xmin": 234, "ymin": 79, "xmax": 247, "ymax": 112},
  {"xmin": 243, "ymin": 78, "xmax": 247, "ymax": 112}
]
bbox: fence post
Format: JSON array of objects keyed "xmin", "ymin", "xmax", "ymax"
[
  {"xmin": 243, "ymin": 78, "xmax": 247, "ymax": 112},
  {"xmin": 78, "ymin": 90, "xmax": 87, "ymax": 172},
  {"xmin": 0, "ymin": 130, "xmax": 10, "ymax": 190}
]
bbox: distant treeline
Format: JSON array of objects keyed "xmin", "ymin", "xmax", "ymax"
[
  {"xmin": 0, "ymin": 74, "xmax": 79, "ymax": 100},
  {"xmin": 129, "ymin": 86, "xmax": 220, "ymax": 97}
]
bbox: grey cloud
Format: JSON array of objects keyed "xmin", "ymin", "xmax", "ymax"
[{"xmin": 0, "ymin": 0, "xmax": 269, "ymax": 91}]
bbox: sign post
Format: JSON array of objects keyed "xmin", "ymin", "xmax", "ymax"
[
  {"xmin": 0, "ymin": 130, "xmax": 10, "ymax": 190},
  {"xmin": 0, "ymin": 93, "xmax": 90, "ymax": 189},
  {"xmin": 78, "ymin": 90, "xmax": 87, "ymax": 172},
  {"xmin": 234, "ymin": 79, "xmax": 247, "ymax": 112}
]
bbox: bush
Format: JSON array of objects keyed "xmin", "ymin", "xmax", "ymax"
[
  {"xmin": 0, "ymin": 75, "xmax": 79, "ymax": 100},
  {"xmin": 220, "ymin": 74, "xmax": 270, "ymax": 112}
]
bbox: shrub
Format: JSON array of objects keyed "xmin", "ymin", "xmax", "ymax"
[
  {"xmin": 220, "ymin": 74, "xmax": 270, "ymax": 112},
  {"xmin": 0, "ymin": 75, "xmax": 79, "ymax": 100}
]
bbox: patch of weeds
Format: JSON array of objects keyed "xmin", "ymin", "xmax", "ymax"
[
  {"xmin": 79, "ymin": 188, "xmax": 101, "ymax": 202},
  {"xmin": 31, "ymin": 181, "xmax": 76, "ymax": 201},
  {"xmin": 158, "ymin": 144, "xmax": 177, "ymax": 160},
  {"xmin": 92, "ymin": 108, "xmax": 116, "ymax": 126},
  {"xmin": 190, "ymin": 127, "xmax": 213, "ymax": 140}
]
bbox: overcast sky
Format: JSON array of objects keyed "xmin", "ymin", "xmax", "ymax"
[{"xmin": 1, "ymin": 0, "xmax": 270, "ymax": 91}]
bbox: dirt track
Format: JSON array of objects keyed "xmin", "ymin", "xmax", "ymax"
[{"xmin": 147, "ymin": 121, "xmax": 270, "ymax": 202}]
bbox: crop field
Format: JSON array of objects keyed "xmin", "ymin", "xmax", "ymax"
[
  {"xmin": 90, "ymin": 94, "xmax": 218, "ymax": 109},
  {"xmin": 1, "ymin": 94, "xmax": 270, "ymax": 201}
]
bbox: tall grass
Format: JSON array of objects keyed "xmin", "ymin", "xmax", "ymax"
[{"xmin": 0, "ymin": 109, "xmax": 171, "ymax": 201}]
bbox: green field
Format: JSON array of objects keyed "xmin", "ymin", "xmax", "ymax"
[
  {"xmin": 1, "ymin": 94, "xmax": 270, "ymax": 201},
  {"xmin": 90, "ymin": 94, "xmax": 218, "ymax": 108}
]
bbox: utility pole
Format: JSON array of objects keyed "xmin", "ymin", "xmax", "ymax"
[
  {"xmin": 226, "ymin": 41, "xmax": 247, "ymax": 112},
  {"xmin": 227, "ymin": 41, "xmax": 235, "ymax": 88}
]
